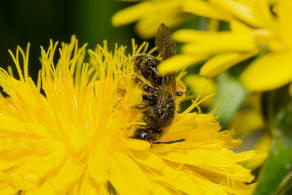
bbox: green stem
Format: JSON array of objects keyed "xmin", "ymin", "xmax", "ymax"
[{"xmin": 254, "ymin": 136, "xmax": 292, "ymax": 195}]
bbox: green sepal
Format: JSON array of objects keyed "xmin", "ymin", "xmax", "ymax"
[{"xmin": 210, "ymin": 72, "xmax": 246, "ymax": 127}]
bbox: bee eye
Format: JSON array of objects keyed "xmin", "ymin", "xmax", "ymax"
[
  {"xmin": 176, "ymin": 91, "xmax": 184, "ymax": 96},
  {"xmin": 132, "ymin": 129, "xmax": 149, "ymax": 140}
]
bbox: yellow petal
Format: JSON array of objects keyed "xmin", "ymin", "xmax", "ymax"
[
  {"xmin": 211, "ymin": 0, "xmax": 263, "ymax": 27},
  {"xmin": 160, "ymin": 149, "xmax": 254, "ymax": 182},
  {"xmin": 112, "ymin": 2, "xmax": 151, "ymax": 26},
  {"xmin": 230, "ymin": 108, "xmax": 264, "ymax": 137},
  {"xmin": 114, "ymin": 0, "xmax": 185, "ymax": 38},
  {"xmin": 169, "ymin": 172, "xmax": 204, "ymax": 195},
  {"xmin": 0, "ymin": 186, "xmax": 19, "ymax": 195},
  {"xmin": 245, "ymin": 133, "xmax": 271, "ymax": 169},
  {"xmin": 157, "ymin": 166, "xmax": 204, "ymax": 194},
  {"xmin": 135, "ymin": 1, "xmax": 186, "ymax": 39},
  {"xmin": 158, "ymin": 55, "xmax": 209, "ymax": 74},
  {"xmin": 135, "ymin": 13, "xmax": 187, "ymax": 39},
  {"xmin": 68, "ymin": 171, "xmax": 101, "ymax": 195},
  {"xmin": 173, "ymin": 30, "xmax": 220, "ymax": 42},
  {"xmin": 241, "ymin": 52, "xmax": 292, "ymax": 91},
  {"xmin": 278, "ymin": 0, "xmax": 292, "ymax": 46},
  {"xmin": 230, "ymin": 20, "xmax": 253, "ymax": 33},
  {"xmin": 131, "ymin": 151, "xmax": 167, "ymax": 170},
  {"xmin": 88, "ymin": 146, "xmax": 108, "ymax": 184},
  {"xmin": 200, "ymin": 52, "xmax": 256, "ymax": 77},
  {"xmin": 46, "ymin": 158, "xmax": 84, "ymax": 191},
  {"xmin": 184, "ymin": 74, "xmax": 217, "ymax": 107},
  {"xmin": 109, "ymin": 152, "xmax": 151, "ymax": 195},
  {"xmin": 123, "ymin": 138, "xmax": 150, "ymax": 151},
  {"xmin": 182, "ymin": 33, "xmax": 257, "ymax": 54},
  {"xmin": 160, "ymin": 149, "xmax": 235, "ymax": 167},
  {"xmin": 253, "ymin": 0, "xmax": 275, "ymax": 25},
  {"xmin": 234, "ymin": 150, "xmax": 256, "ymax": 163},
  {"xmin": 183, "ymin": 0, "xmax": 231, "ymax": 21}
]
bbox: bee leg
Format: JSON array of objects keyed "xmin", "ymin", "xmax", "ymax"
[
  {"xmin": 134, "ymin": 104, "xmax": 148, "ymax": 109},
  {"xmin": 132, "ymin": 74, "xmax": 159, "ymax": 94},
  {"xmin": 151, "ymin": 138, "xmax": 185, "ymax": 144},
  {"xmin": 142, "ymin": 84, "xmax": 159, "ymax": 94}
]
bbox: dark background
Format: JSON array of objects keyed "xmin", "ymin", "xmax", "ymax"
[{"xmin": 0, "ymin": 0, "xmax": 138, "ymax": 80}]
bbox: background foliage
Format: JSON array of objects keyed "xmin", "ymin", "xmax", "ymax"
[{"xmin": 0, "ymin": 0, "xmax": 135, "ymax": 80}]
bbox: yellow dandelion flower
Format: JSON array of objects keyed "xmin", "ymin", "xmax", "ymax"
[
  {"xmin": 0, "ymin": 36, "xmax": 255, "ymax": 194},
  {"xmin": 185, "ymin": 76, "xmax": 269, "ymax": 170},
  {"xmin": 159, "ymin": 0, "xmax": 292, "ymax": 91},
  {"xmin": 112, "ymin": 0, "xmax": 224, "ymax": 39},
  {"xmin": 112, "ymin": 0, "xmax": 187, "ymax": 39}
]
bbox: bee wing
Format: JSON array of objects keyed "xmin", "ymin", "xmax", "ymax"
[
  {"xmin": 155, "ymin": 23, "xmax": 177, "ymax": 105},
  {"xmin": 158, "ymin": 74, "xmax": 176, "ymax": 105},
  {"xmin": 155, "ymin": 23, "xmax": 176, "ymax": 60}
]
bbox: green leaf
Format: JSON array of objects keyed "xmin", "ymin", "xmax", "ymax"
[
  {"xmin": 75, "ymin": 0, "xmax": 133, "ymax": 48},
  {"xmin": 254, "ymin": 136, "xmax": 292, "ymax": 195},
  {"xmin": 210, "ymin": 72, "xmax": 246, "ymax": 127},
  {"xmin": 254, "ymin": 85, "xmax": 292, "ymax": 195}
]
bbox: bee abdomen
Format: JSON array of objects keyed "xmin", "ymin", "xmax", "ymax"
[
  {"xmin": 143, "ymin": 95, "xmax": 175, "ymax": 129},
  {"xmin": 142, "ymin": 94, "xmax": 158, "ymax": 106}
]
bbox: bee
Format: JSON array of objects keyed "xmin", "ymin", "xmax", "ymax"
[{"xmin": 132, "ymin": 23, "xmax": 185, "ymax": 144}]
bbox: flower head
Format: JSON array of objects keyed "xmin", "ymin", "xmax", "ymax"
[
  {"xmin": 158, "ymin": 0, "xmax": 292, "ymax": 91},
  {"xmin": 112, "ymin": 0, "xmax": 189, "ymax": 39},
  {"xmin": 0, "ymin": 37, "xmax": 255, "ymax": 194},
  {"xmin": 112, "ymin": 0, "xmax": 235, "ymax": 39}
]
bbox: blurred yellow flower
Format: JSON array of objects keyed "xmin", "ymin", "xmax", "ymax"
[
  {"xmin": 244, "ymin": 132, "xmax": 271, "ymax": 170},
  {"xmin": 0, "ymin": 37, "xmax": 255, "ymax": 194},
  {"xmin": 229, "ymin": 94, "xmax": 271, "ymax": 169},
  {"xmin": 184, "ymin": 74, "xmax": 217, "ymax": 107},
  {"xmin": 158, "ymin": 0, "xmax": 292, "ymax": 92},
  {"xmin": 230, "ymin": 94, "xmax": 264, "ymax": 138},
  {"xmin": 112, "ymin": 0, "xmax": 224, "ymax": 39},
  {"xmin": 112, "ymin": 0, "xmax": 187, "ymax": 39}
]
